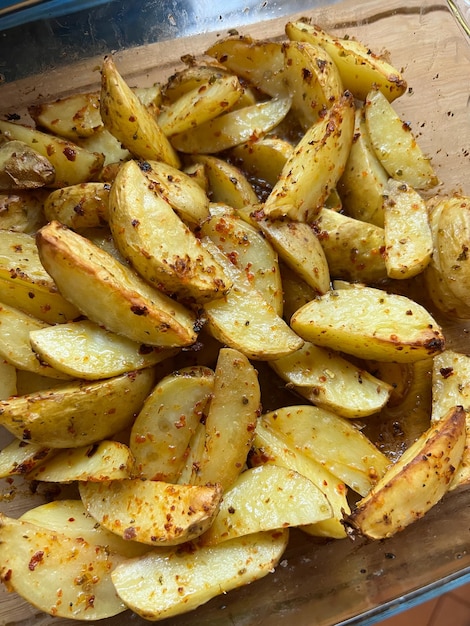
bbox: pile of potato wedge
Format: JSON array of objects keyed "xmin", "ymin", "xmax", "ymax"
[{"xmin": 1, "ymin": 17, "xmax": 470, "ymax": 623}]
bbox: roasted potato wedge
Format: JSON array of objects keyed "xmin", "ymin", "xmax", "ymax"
[
  {"xmin": 36, "ymin": 220, "xmax": 198, "ymax": 347},
  {"xmin": 0, "ymin": 367, "xmax": 155, "ymax": 447},
  {"xmin": 79, "ymin": 479, "xmax": 222, "ymax": 545},
  {"xmin": 261, "ymin": 404, "xmax": 390, "ymax": 496},
  {"xmin": 44, "ymin": 181, "xmax": 110, "ymax": 229},
  {"xmin": 0, "ymin": 189, "xmax": 47, "ymax": 233},
  {"xmin": 0, "ymin": 438, "xmax": 54, "ymax": 479},
  {"xmin": 194, "ymin": 154, "xmax": 259, "ymax": 209},
  {"xmin": 130, "ymin": 365, "xmax": 214, "ymax": 481},
  {"xmin": 111, "ymin": 529, "xmax": 289, "ymax": 621},
  {"xmin": 291, "ymin": 284, "xmax": 445, "ymax": 362},
  {"xmin": 108, "ymin": 160, "xmax": 231, "ymax": 302},
  {"xmin": 0, "ymin": 140, "xmax": 55, "ymax": 191},
  {"xmin": 0, "ymin": 358, "xmax": 16, "ymax": 400},
  {"xmin": 229, "ymin": 136, "xmax": 293, "ymax": 188},
  {"xmin": 0, "ymin": 513, "xmax": 127, "ymax": 620},
  {"xmin": 0, "ymin": 119, "xmax": 104, "ymax": 187},
  {"xmin": 346, "ymin": 406, "xmax": 466, "ymax": 539},
  {"xmin": 263, "ymin": 92, "xmax": 355, "ymax": 222}
]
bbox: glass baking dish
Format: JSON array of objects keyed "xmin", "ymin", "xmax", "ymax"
[{"xmin": 1, "ymin": 0, "xmax": 470, "ymax": 624}]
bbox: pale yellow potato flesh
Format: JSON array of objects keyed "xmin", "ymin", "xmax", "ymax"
[
  {"xmin": 0, "ymin": 119, "xmax": 104, "ymax": 187},
  {"xmin": 291, "ymin": 284, "xmax": 445, "ymax": 362},
  {"xmin": 0, "ymin": 513, "xmax": 127, "ymax": 619},
  {"xmin": 364, "ymin": 89, "xmax": 438, "ymax": 190},
  {"xmin": 36, "ymin": 220, "xmax": 198, "ymax": 347},
  {"xmin": 111, "ymin": 529, "xmax": 289, "ymax": 621},
  {"xmin": 261, "ymin": 404, "xmax": 390, "ymax": 496},
  {"xmin": 44, "ymin": 181, "xmax": 111, "ymax": 229},
  {"xmin": 109, "ymin": 160, "xmax": 231, "ymax": 302},
  {"xmin": 130, "ymin": 365, "xmax": 214, "ymax": 481},
  {"xmin": 270, "ymin": 340, "xmax": 392, "ymax": 418},
  {"xmin": 0, "ymin": 358, "xmax": 16, "ymax": 400},
  {"xmin": 79, "ymin": 479, "xmax": 222, "ymax": 545},
  {"xmin": 0, "ymin": 367, "xmax": 156, "ymax": 447},
  {"xmin": 229, "ymin": 136, "xmax": 293, "ymax": 187},
  {"xmin": 0, "ymin": 438, "xmax": 55, "ymax": 478},
  {"xmin": 251, "ymin": 419, "xmax": 349, "ymax": 538},
  {"xmin": 26, "ymin": 440, "xmax": 135, "ymax": 482},
  {"xmin": 346, "ymin": 406, "xmax": 466, "ymax": 539},
  {"xmin": 285, "ymin": 21, "xmax": 407, "ymax": 102},
  {"xmin": 194, "ymin": 154, "xmax": 259, "ymax": 209},
  {"xmin": 0, "ymin": 229, "xmax": 80, "ymax": 324},
  {"xmin": 100, "ymin": 55, "xmax": 180, "ymax": 168},
  {"xmin": 201, "ymin": 464, "xmax": 332, "ymax": 545}
]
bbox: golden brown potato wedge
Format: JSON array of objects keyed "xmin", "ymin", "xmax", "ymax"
[
  {"xmin": 0, "ymin": 229, "xmax": 80, "ymax": 324},
  {"xmin": 0, "ymin": 119, "xmax": 104, "ymax": 187},
  {"xmin": 108, "ymin": 160, "xmax": 231, "ymax": 302},
  {"xmin": 285, "ymin": 21, "xmax": 407, "ymax": 101},
  {"xmin": 0, "ymin": 438, "xmax": 55, "ymax": 479},
  {"xmin": 111, "ymin": 529, "xmax": 289, "ymax": 621},
  {"xmin": 26, "ymin": 440, "xmax": 134, "ymax": 482},
  {"xmin": 291, "ymin": 284, "xmax": 445, "ymax": 362},
  {"xmin": 44, "ymin": 182, "xmax": 110, "ymax": 229},
  {"xmin": 0, "ymin": 140, "xmax": 55, "ymax": 190},
  {"xmin": 263, "ymin": 92, "xmax": 355, "ymax": 222},
  {"xmin": 0, "ymin": 513, "xmax": 127, "ymax": 620},
  {"xmin": 191, "ymin": 348, "xmax": 260, "ymax": 490},
  {"xmin": 229, "ymin": 136, "xmax": 293, "ymax": 188},
  {"xmin": 100, "ymin": 55, "xmax": 180, "ymax": 168},
  {"xmin": 130, "ymin": 365, "xmax": 214, "ymax": 481},
  {"xmin": 194, "ymin": 154, "xmax": 259, "ymax": 209},
  {"xmin": 36, "ymin": 220, "xmax": 198, "ymax": 347},
  {"xmin": 0, "ymin": 367, "xmax": 155, "ymax": 448},
  {"xmin": 79, "ymin": 479, "xmax": 222, "ymax": 545},
  {"xmin": 261, "ymin": 404, "xmax": 390, "ymax": 496},
  {"xmin": 346, "ymin": 406, "xmax": 466, "ymax": 539},
  {"xmin": 364, "ymin": 89, "xmax": 438, "ymax": 190},
  {"xmin": 29, "ymin": 319, "xmax": 176, "ymax": 380},
  {"xmin": 201, "ymin": 464, "xmax": 332, "ymax": 545},
  {"xmin": 270, "ymin": 340, "xmax": 392, "ymax": 418}
]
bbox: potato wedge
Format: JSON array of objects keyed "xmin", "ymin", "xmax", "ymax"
[
  {"xmin": 44, "ymin": 181, "xmax": 111, "ymax": 229},
  {"xmin": 28, "ymin": 91, "xmax": 103, "ymax": 140},
  {"xmin": 100, "ymin": 56, "xmax": 180, "ymax": 168},
  {"xmin": 383, "ymin": 179, "xmax": 433, "ymax": 279},
  {"xmin": 205, "ymin": 35, "xmax": 286, "ymax": 98},
  {"xmin": 0, "ymin": 229, "xmax": 80, "ymax": 324},
  {"xmin": 0, "ymin": 368, "xmax": 155, "ymax": 447},
  {"xmin": 170, "ymin": 95, "xmax": 292, "ymax": 154},
  {"xmin": 0, "ymin": 119, "xmax": 104, "ymax": 187},
  {"xmin": 111, "ymin": 529, "xmax": 288, "ymax": 621},
  {"xmin": 263, "ymin": 92, "xmax": 355, "ymax": 222},
  {"xmin": 26, "ymin": 440, "xmax": 135, "ymax": 482},
  {"xmin": 201, "ymin": 211, "xmax": 283, "ymax": 315},
  {"xmin": 79, "ymin": 479, "xmax": 222, "ymax": 545},
  {"xmin": 261, "ymin": 404, "xmax": 390, "ymax": 496},
  {"xmin": 191, "ymin": 348, "xmax": 260, "ymax": 490},
  {"xmin": 201, "ymin": 464, "xmax": 331, "ymax": 546},
  {"xmin": 282, "ymin": 40, "xmax": 343, "ymax": 129},
  {"xmin": 251, "ymin": 419, "xmax": 349, "ymax": 538},
  {"xmin": 285, "ymin": 21, "xmax": 407, "ymax": 101},
  {"xmin": 280, "ymin": 262, "xmax": 318, "ymax": 321},
  {"xmin": 0, "ymin": 189, "xmax": 47, "ymax": 233},
  {"xmin": 0, "ymin": 140, "xmax": 55, "ymax": 190},
  {"xmin": 0, "ymin": 302, "xmax": 72, "ymax": 379},
  {"xmin": 432, "ymin": 350, "xmax": 470, "ymax": 490},
  {"xmin": 312, "ymin": 207, "xmax": 387, "ymax": 284},
  {"xmin": 0, "ymin": 438, "xmax": 55, "ymax": 479},
  {"xmin": 108, "ymin": 160, "xmax": 230, "ymax": 302},
  {"xmin": 194, "ymin": 154, "xmax": 259, "ymax": 209},
  {"xmin": 291, "ymin": 284, "xmax": 445, "ymax": 362},
  {"xmin": 346, "ymin": 406, "xmax": 466, "ymax": 539},
  {"xmin": 36, "ymin": 220, "xmax": 198, "ymax": 347},
  {"xmin": 229, "ymin": 136, "xmax": 293, "ymax": 188},
  {"xmin": 80, "ymin": 127, "xmax": 131, "ymax": 166},
  {"xmin": 130, "ymin": 366, "xmax": 214, "ymax": 481},
  {"xmin": 29, "ymin": 319, "xmax": 176, "ymax": 380},
  {"xmin": 20, "ymin": 499, "xmax": 150, "ymax": 558},
  {"xmin": 338, "ymin": 107, "xmax": 388, "ymax": 227},
  {"xmin": 201, "ymin": 239, "xmax": 303, "ymax": 360},
  {"xmin": 157, "ymin": 73, "xmax": 243, "ymax": 136},
  {"xmin": 238, "ymin": 206, "xmax": 330, "ymax": 295},
  {"xmin": 142, "ymin": 159, "xmax": 210, "ymax": 226},
  {"xmin": 270, "ymin": 340, "xmax": 392, "ymax": 418},
  {"xmin": 364, "ymin": 89, "xmax": 438, "ymax": 190},
  {"xmin": 0, "ymin": 358, "xmax": 16, "ymax": 399},
  {"xmin": 0, "ymin": 513, "xmax": 127, "ymax": 620}
]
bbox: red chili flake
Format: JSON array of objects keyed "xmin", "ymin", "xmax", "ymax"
[
  {"xmin": 63, "ymin": 146, "xmax": 77, "ymax": 162},
  {"xmin": 123, "ymin": 527, "xmax": 137, "ymax": 540},
  {"xmin": 28, "ymin": 551, "xmax": 44, "ymax": 571}
]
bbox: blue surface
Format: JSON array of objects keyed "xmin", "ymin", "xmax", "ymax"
[{"xmin": 0, "ymin": 0, "xmax": 112, "ymax": 29}]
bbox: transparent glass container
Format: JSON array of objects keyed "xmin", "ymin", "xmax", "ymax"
[{"xmin": 1, "ymin": 0, "xmax": 470, "ymax": 624}]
